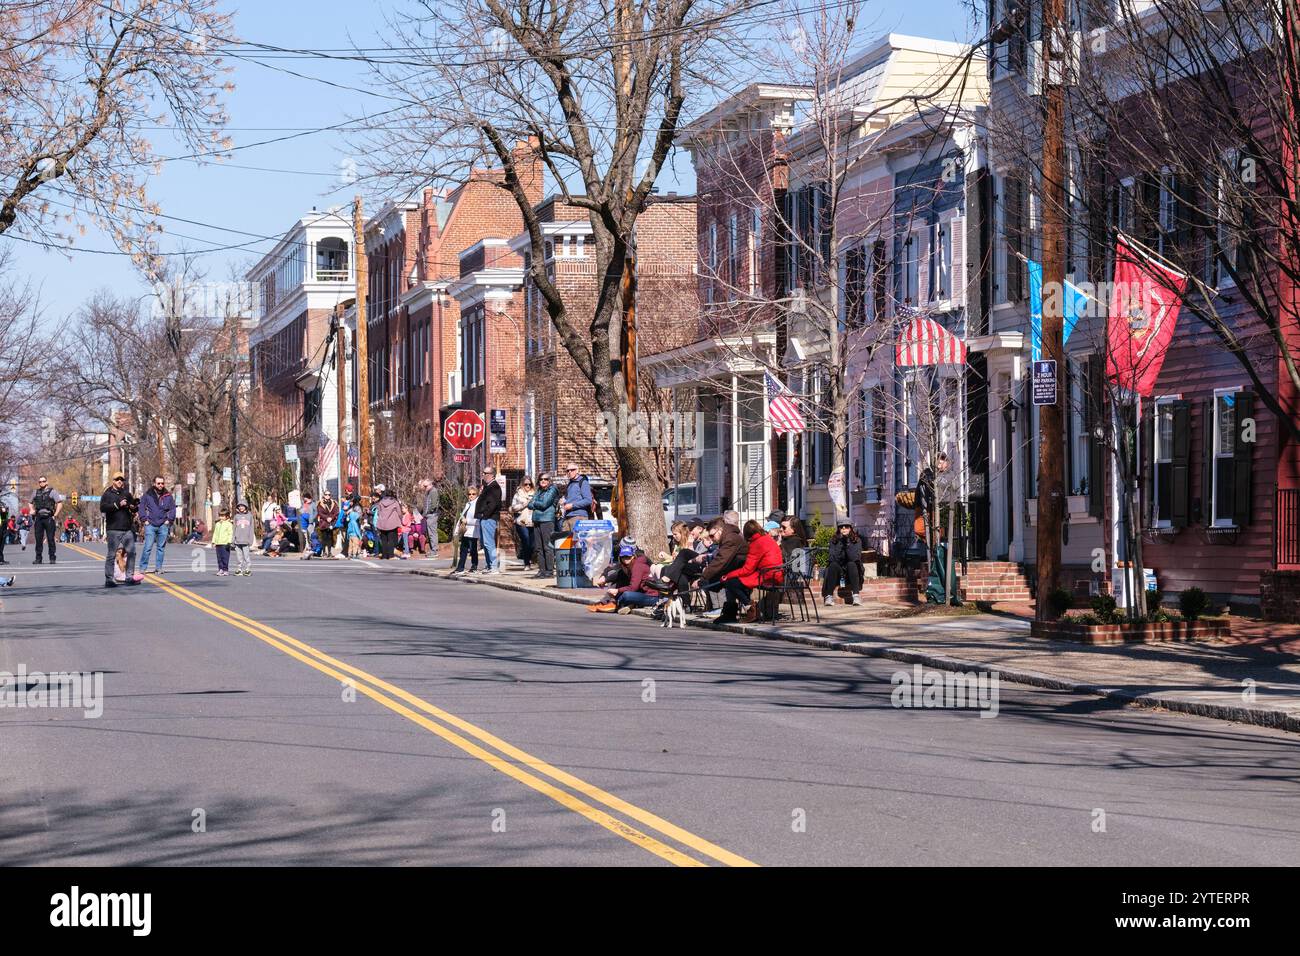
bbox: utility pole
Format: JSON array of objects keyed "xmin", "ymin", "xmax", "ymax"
[
  {"xmin": 1036, "ymin": 0, "xmax": 1067, "ymax": 618},
  {"xmin": 335, "ymin": 304, "xmax": 348, "ymax": 495},
  {"xmin": 353, "ymin": 196, "xmax": 372, "ymax": 495},
  {"xmin": 612, "ymin": 7, "xmax": 635, "ymax": 536}
]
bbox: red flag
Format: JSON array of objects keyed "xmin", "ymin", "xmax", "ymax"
[{"xmin": 1106, "ymin": 235, "xmax": 1187, "ymax": 396}]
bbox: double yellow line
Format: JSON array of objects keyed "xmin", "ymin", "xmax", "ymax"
[{"xmin": 69, "ymin": 543, "xmax": 755, "ymax": 867}]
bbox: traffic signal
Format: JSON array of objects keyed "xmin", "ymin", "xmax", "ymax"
[{"xmin": 71, "ymin": 492, "xmax": 79, "ymax": 507}]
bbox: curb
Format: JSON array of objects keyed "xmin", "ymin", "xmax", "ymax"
[{"xmin": 410, "ymin": 568, "xmax": 1300, "ymax": 735}]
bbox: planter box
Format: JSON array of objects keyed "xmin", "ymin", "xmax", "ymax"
[{"xmin": 1030, "ymin": 618, "xmax": 1229, "ymax": 645}]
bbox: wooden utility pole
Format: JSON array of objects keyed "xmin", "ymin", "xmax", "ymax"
[
  {"xmin": 353, "ymin": 196, "xmax": 372, "ymax": 495},
  {"xmin": 612, "ymin": 8, "xmax": 635, "ymax": 537},
  {"xmin": 1036, "ymin": 0, "xmax": 1067, "ymax": 618},
  {"xmin": 335, "ymin": 303, "xmax": 348, "ymax": 495}
]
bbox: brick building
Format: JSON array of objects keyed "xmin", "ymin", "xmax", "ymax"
[{"xmin": 360, "ymin": 142, "xmax": 543, "ymax": 480}]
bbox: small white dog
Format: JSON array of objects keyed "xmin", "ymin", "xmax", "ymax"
[{"xmin": 661, "ymin": 594, "xmax": 687, "ymax": 629}]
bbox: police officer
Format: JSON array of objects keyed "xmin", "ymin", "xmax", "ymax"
[{"xmin": 29, "ymin": 475, "xmax": 63, "ymax": 564}]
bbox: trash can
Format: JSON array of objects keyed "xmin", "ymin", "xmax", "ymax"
[{"xmin": 555, "ymin": 544, "xmax": 592, "ymax": 589}]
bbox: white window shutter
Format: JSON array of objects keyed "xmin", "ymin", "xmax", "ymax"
[{"xmin": 949, "ymin": 214, "xmax": 965, "ymax": 308}]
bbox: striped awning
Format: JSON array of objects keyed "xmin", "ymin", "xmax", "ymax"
[{"xmin": 895, "ymin": 315, "xmax": 968, "ymax": 367}]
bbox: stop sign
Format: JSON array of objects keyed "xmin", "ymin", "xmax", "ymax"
[{"xmin": 444, "ymin": 409, "xmax": 486, "ymax": 451}]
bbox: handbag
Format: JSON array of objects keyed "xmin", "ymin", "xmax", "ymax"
[{"xmin": 518, "ymin": 507, "xmax": 534, "ymax": 528}]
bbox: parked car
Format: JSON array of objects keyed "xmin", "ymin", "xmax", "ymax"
[{"xmin": 662, "ymin": 482, "xmax": 698, "ymax": 533}]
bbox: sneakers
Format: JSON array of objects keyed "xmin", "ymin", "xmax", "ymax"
[
  {"xmin": 587, "ymin": 601, "xmax": 617, "ymax": 613},
  {"xmin": 849, "ymin": 594, "xmax": 862, "ymax": 606},
  {"xmin": 824, "ymin": 596, "xmax": 834, "ymax": 606},
  {"xmin": 616, "ymin": 605, "xmax": 632, "ymax": 615},
  {"xmin": 700, "ymin": 608, "xmax": 723, "ymax": 618}
]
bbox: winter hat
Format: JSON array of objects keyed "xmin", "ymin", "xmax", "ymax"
[
  {"xmin": 763, "ymin": 520, "xmax": 780, "ymax": 532},
  {"xmin": 618, "ymin": 544, "xmax": 636, "ymax": 558}
]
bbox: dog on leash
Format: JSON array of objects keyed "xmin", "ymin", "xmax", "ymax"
[{"xmin": 660, "ymin": 594, "xmax": 687, "ymax": 629}]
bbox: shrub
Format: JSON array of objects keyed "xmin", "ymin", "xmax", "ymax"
[
  {"xmin": 811, "ymin": 524, "xmax": 835, "ymax": 568},
  {"xmin": 1046, "ymin": 587, "xmax": 1074, "ymax": 619},
  {"xmin": 1179, "ymin": 587, "xmax": 1210, "ymax": 622},
  {"xmin": 1091, "ymin": 593, "xmax": 1121, "ymax": 624},
  {"xmin": 1148, "ymin": 588, "xmax": 1164, "ymax": 612}
]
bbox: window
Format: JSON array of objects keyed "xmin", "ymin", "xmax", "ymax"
[
  {"xmin": 727, "ymin": 212, "xmax": 739, "ymax": 298},
  {"xmin": 1212, "ymin": 388, "xmax": 1241, "ymax": 526},
  {"xmin": 462, "ymin": 307, "xmax": 485, "ymax": 388},
  {"xmin": 932, "ymin": 220, "xmax": 952, "ymax": 303},
  {"xmin": 1116, "ymin": 176, "xmax": 1135, "ymax": 234},
  {"xmin": 706, "ymin": 220, "xmax": 717, "ymax": 305},
  {"xmin": 995, "ymin": 174, "xmax": 1026, "ymax": 303},
  {"xmin": 1068, "ymin": 359, "xmax": 1089, "ymax": 495},
  {"xmin": 1067, "ymin": 148, "xmax": 1088, "ymax": 283},
  {"xmin": 1214, "ymin": 149, "xmax": 1242, "ymax": 288},
  {"xmin": 901, "ymin": 230, "xmax": 921, "ymax": 307},
  {"xmin": 749, "ymin": 206, "xmax": 762, "ymax": 295},
  {"xmin": 859, "ymin": 385, "xmax": 887, "ymax": 497},
  {"xmin": 1152, "ymin": 397, "xmax": 1176, "ymax": 527}
]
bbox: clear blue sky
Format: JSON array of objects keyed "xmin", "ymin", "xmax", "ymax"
[{"xmin": 7, "ymin": 0, "xmax": 979, "ymax": 324}]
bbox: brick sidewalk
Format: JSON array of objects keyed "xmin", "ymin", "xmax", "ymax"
[{"xmin": 412, "ymin": 565, "xmax": 1300, "ymax": 734}]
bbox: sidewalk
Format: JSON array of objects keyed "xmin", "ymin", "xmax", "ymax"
[{"xmin": 411, "ymin": 563, "xmax": 1300, "ymax": 734}]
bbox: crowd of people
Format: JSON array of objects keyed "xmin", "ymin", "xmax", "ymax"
[
  {"xmin": 1, "ymin": 459, "xmax": 877, "ymax": 620},
  {"xmin": 571, "ymin": 511, "xmax": 819, "ymax": 625}
]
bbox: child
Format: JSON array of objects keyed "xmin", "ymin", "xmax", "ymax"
[
  {"xmin": 268, "ymin": 528, "xmax": 285, "ymax": 556},
  {"xmin": 212, "ymin": 509, "xmax": 233, "ymax": 576},
  {"xmin": 346, "ymin": 502, "xmax": 363, "ymax": 558},
  {"xmin": 232, "ymin": 501, "xmax": 254, "ymax": 576}
]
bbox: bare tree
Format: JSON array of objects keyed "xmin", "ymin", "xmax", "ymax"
[
  {"xmin": 0, "ymin": 249, "xmax": 55, "ymax": 471},
  {"xmin": 0, "ymin": 0, "xmax": 233, "ymax": 262},
  {"xmin": 357, "ymin": 0, "xmax": 755, "ymax": 552}
]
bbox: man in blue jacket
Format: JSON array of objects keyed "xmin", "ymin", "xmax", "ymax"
[
  {"xmin": 560, "ymin": 463, "xmax": 593, "ymax": 533},
  {"xmin": 138, "ymin": 476, "xmax": 176, "ymax": 574}
]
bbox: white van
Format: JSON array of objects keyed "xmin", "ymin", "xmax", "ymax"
[{"xmin": 662, "ymin": 483, "xmax": 698, "ymax": 533}]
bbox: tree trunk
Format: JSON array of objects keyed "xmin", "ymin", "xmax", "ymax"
[
  {"xmin": 194, "ymin": 441, "xmax": 210, "ymax": 530},
  {"xmin": 616, "ymin": 443, "xmax": 665, "ymax": 555}
]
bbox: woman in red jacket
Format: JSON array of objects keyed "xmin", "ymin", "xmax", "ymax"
[{"xmin": 719, "ymin": 519, "xmax": 785, "ymax": 624}]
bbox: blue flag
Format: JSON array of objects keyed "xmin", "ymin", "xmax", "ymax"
[{"xmin": 1028, "ymin": 259, "xmax": 1087, "ymax": 361}]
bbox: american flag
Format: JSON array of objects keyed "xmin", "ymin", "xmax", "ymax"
[
  {"xmin": 317, "ymin": 438, "xmax": 337, "ymax": 479},
  {"xmin": 895, "ymin": 307, "xmax": 968, "ymax": 367},
  {"xmin": 346, "ymin": 444, "xmax": 359, "ymax": 479},
  {"xmin": 764, "ymin": 372, "xmax": 806, "ymax": 435}
]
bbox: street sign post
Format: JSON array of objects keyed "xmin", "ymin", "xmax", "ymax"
[
  {"xmin": 444, "ymin": 410, "xmax": 486, "ymax": 451},
  {"xmin": 1032, "ymin": 360, "xmax": 1058, "ymax": 407},
  {"xmin": 490, "ymin": 409, "xmax": 507, "ymax": 454},
  {"xmin": 284, "ymin": 444, "xmax": 298, "ymax": 462}
]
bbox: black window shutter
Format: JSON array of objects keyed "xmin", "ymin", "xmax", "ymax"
[
  {"xmin": 1198, "ymin": 398, "xmax": 1212, "ymax": 525},
  {"xmin": 845, "ymin": 246, "xmax": 866, "ymax": 329},
  {"xmin": 1087, "ymin": 354, "xmax": 1106, "ymax": 518},
  {"xmin": 775, "ymin": 191, "xmax": 791, "ymax": 295},
  {"xmin": 1233, "ymin": 391, "xmax": 1255, "ymax": 526},
  {"xmin": 1170, "ymin": 400, "xmax": 1191, "ymax": 529},
  {"xmin": 1006, "ymin": 176, "xmax": 1024, "ymax": 302},
  {"xmin": 1140, "ymin": 401, "xmax": 1155, "ymax": 529}
]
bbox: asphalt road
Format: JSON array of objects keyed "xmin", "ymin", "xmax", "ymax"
[{"xmin": 1, "ymin": 541, "xmax": 1297, "ymax": 866}]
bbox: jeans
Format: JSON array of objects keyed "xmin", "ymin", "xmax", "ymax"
[
  {"xmin": 479, "ymin": 517, "xmax": 499, "ymax": 570},
  {"xmin": 34, "ymin": 516, "xmax": 56, "ymax": 561},
  {"xmin": 105, "ymin": 530, "xmax": 135, "ymax": 582},
  {"xmin": 455, "ymin": 537, "xmax": 479, "ymax": 572},
  {"xmin": 534, "ymin": 520, "xmax": 556, "ymax": 574},
  {"xmin": 140, "ymin": 523, "xmax": 169, "ymax": 571},
  {"xmin": 722, "ymin": 577, "xmax": 753, "ymax": 618},
  {"xmin": 514, "ymin": 523, "xmax": 534, "ymax": 566},
  {"xmin": 215, "ymin": 544, "xmax": 230, "ymax": 572},
  {"xmin": 616, "ymin": 590, "xmax": 661, "ymax": 609}
]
